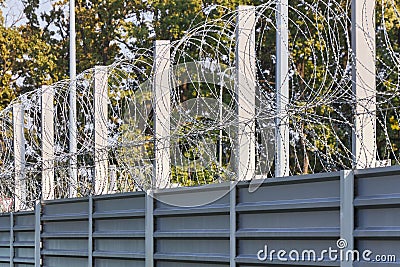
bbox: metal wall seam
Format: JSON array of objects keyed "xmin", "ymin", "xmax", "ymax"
[
  {"xmin": 35, "ymin": 201, "xmax": 41, "ymax": 267},
  {"xmin": 230, "ymin": 181, "xmax": 237, "ymax": 267},
  {"xmin": 340, "ymin": 170, "xmax": 354, "ymax": 267},
  {"xmin": 9, "ymin": 212, "xmax": 13, "ymax": 267},
  {"xmin": 88, "ymin": 196, "xmax": 93, "ymax": 267},
  {"xmin": 145, "ymin": 191, "xmax": 154, "ymax": 267}
]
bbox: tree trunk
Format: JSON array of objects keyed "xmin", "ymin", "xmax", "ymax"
[{"xmin": 300, "ymin": 122, "xmax": 309, "ymax": 174}]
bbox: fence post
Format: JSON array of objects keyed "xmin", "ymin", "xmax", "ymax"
[
  {"xmin": 69, "ymin": 0, "xmax": 78, "ymax": 199},
  {"xmin": 229, "ymin": 182, "xmax": 237, "ymax": 266},
  {"xmin": 275, "ymin": 0, "xmax": 290, "ymax": 177},
  {"xmin": 236, "ymin": 5, "xmax": 256, "ymax": 181},
  {"xmin": 13, "ymin": 103, "xmax": 26, "ymax": 211},
  {"xmin": 340, "ymin": 170, "xmax": 354, "ymax": 267},
  {"xmin": 153, "ymin": 40, "xmax": 171, "ymax": 189},
  {"xmin": 88, "ymin": 196, "xmax": 93, "ymax": 267},
  {"xmin": 145, "ymin": 191, "xmax": 154, "ymax": 267},
  {"xmin": 94, "ymin": 66, "xmax": 109, "ymax": 195},
  {"xmin": 351, "ymin": 0, "xmax": 376, "ymax": 169},
  {"xmin": 41, "ymin": 85, "xmax": 55, "ymax": 200},
  {"xmin": 9, "ymin": 212, "xmax": 13, "ymax": 267},
  {"xmin": 34, "ymin": 201, "xmax": 41, "ymax": 266}
]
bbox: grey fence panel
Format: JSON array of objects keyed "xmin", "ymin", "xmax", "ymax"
[
  {"xmin": 0, "ymin": 211, "xmax": 35, "ymax": 267},
  {"xmin": 0, "ymin": 214, "xmax": 10, "ymax": 266},
  {"xmin": 236, "ymin": 172, "xmax": 341, "ymax": 266},
  {"xmin": 92, "ymin": 192, "xmax": 146, "ymax": 267},
  {"xmin": 13, "ymin": 212, "xmax": 35, "ymax": 266},
  {"xmin": 41, "ymin": 197, "xmax": 89, "ymax": 267},
  {"xmin": 354, "ymin": 167, "xmax": 400, "ymax": 266},
  {"xmin": 153, "ymin": 184, "xmax": 231, "ymax": 266}
]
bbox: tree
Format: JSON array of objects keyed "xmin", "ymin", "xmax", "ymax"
[
  {"xmin": 376, "ymin": 0, "xmax": 400, "ymax": 164},
  {"xmin": 0, "ymin": 0, "xmax": 60, "ymax": 110}
]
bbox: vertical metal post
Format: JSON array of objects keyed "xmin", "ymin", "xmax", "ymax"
[
  {"xmin": 351, "ymin": 0, "xmax": 376, "ymax": 169},
  {"xmin": 41, "ymin": 86, "xmax": 55, "ymax": 200},
  {"xmin": 9, "ymin": 212, "xmax": 13, "ymax": 267},
  {"xmin": 275, "ymin": 0, "xmax": 290, "ymax": 177},
  {"xmin": 94, "ymin": 66, "xmax": 109, "ymax": 195},
  {"xmin": 69, "ymin": 0, "xmax": 78, "ymax": 198},
  {"xmin": 340, "ymin": 170, "xmax": 354, "ymax": 267},
  {"xmin": 88, "ymin": 196, "xmax": 93, "ymax": 267},
  {"xmin": 236, "ymin": 5, "xmax": 256, "ymax": 181},
  {"xmin": 153, "ymin": 40, "xmax": 171, "ymax": 189},
  {"xmin": 13, "ymin": 103, "xmax": 26, "ymax": 211},
  {"xmin": 229, "ymin": 182, "xmax": 236, "ymax": 267},
  {"xmin": 34, "ymin": 201, "xmax": 41, "ymax": 267},
  {"xmin": 145, "ymin": 191, "xmax": 154, "ymax": 267}
]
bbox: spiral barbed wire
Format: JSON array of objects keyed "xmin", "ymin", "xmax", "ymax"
[{"xmin": 1, "ymin": 0, "xmax": 400, "ymax": 211}]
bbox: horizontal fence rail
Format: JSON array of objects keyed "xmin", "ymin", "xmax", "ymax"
[{"xmin": 0, "ymin": 166, "xmax": 400, "ymax": 266}]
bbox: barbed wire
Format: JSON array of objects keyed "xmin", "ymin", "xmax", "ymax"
[{"xmin": 1, "ymin": 0, "xmax": 400, "ymax": 211}]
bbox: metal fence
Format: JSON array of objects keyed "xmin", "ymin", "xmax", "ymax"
[
  {"xmin": 1, "ymin": 166, "xmax": 400, "ymax": 267},
  {"xmin": 4, "ymin": 1, "xmax": 400, "ymax": 211}
]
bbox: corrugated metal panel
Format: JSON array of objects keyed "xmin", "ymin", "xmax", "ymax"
[
  {"xmin": 236, "ymin": 172, "xmax": 341, "ymax": 266},
  {"xmin": 354, "ymin": 166, "xmax": 400, "ymax": 266},
  {"xmin": 93, "ymin": 192, "xmax": 146, "ymax": 267},
  {"xmin": 41, "ymin": 198, "xmax": 89, "ymax": 267},
  {"xmin": 0, "ymin": 214, "xmax": 11, "ymax": 266},
  {"xmin": 154, "ymin": 184, "xmax": 231, "ymax": 266},
  {"xmin": 0, "ymin": 211, "xmax": 35, "ymax": 267},
  {"xmin": 13, "ymin": 212, "xmax": 35, "ymax": 266}
]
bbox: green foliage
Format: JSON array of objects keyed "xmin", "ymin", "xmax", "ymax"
[
  {"xmin": 376, "ymin": 0, "xmax": 400, "ymax": 163},
  {"xmin": 0, "ymin": 23, "xmax": 57, "ymax": 110}
]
